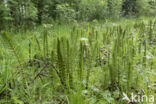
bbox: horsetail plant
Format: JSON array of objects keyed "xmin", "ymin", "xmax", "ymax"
[{"xmin": 0, "ymin": 31, "xmax": 23, "ymax": 70}]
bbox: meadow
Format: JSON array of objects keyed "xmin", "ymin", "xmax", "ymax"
[{"xmin": 0, "ymin": 18, "xmax": 156, "ymax": 104}]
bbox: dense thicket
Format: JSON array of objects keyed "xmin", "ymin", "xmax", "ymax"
[{"xmin": 0, "ymin": 0, "xmax": 156, "ymax": 30}]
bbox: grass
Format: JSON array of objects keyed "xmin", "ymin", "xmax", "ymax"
[{"xmin": 0, "ymin": 18, "xmax": 156, "ymax": 104}]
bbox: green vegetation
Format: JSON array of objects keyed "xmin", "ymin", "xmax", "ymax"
[
  {"xmin": 0, "ymin": 0, "xmax": 156, "ymax": 31},
  {"xmin": 0, "ymin": 0, "xmax": 156, "ymax": 104},
  {"xmin": 0, "ymin": 18, "xmax": 156, "ymax": 104}
]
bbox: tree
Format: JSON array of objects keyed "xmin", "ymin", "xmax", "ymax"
[
  {"xmin": 122, "ymin": 0, "xmax": 138, "ymax": 16},
  {"xmin": 31, "ymin": 0, "xmax": 46, "ymax": 24},
  {"xmin": 0, "ymin": 0, "xmax": 10, "ymax": 30},
  {"xmin": 122, "ymin": 0, "xmax": 149, "ymax": 16},
  {"xmin": 23, "ymin": 0, "xmax": 37, "ymax": 27},
  {"xmin": 7, "ymin": 0, "xmax": 37, "ymax": 29},
  {"xmin": 107, "ymin": 0, "xmax": 122, "ymax": 19}
]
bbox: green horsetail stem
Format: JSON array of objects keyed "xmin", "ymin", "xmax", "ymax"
[{"xmin": 0, "ymin": 31, "xmax": 23, "ymax": 70}]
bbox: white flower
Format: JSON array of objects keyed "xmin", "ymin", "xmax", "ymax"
[
  {"xmin": 152, "ymin": 84, "xmax": 156, "ymax": 86},
  {"xmin": 91, "ymin": 85, "xmax": 100, "ymax": 92},
  {"xmin": 146, "ymin": 54, "xmax": 154, "ymax": 59},
  {"xmin": 43, "ymin": 24, "xmax": 53, "ymax": 28},
  {"xmin": 80, "ymin": 38, "xmax": 88, "ymax": 41},
  {"xmin": 82, "ymin": 90, "xmax": 88, "ymax": 95}
]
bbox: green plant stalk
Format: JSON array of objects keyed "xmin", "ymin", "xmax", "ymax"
[
  {"xmin": 43, "ymin": 30, "xmax": 49, "ymax": 57},
  {"xmin": 86, "ymin": 49, "xmax": 91, "ymax": 90},
  {"xmin": 143, "ymin": 40, "xmax": 147, "ymax": 68},
  {"xmin": 29, "ymin": 39, "xmax": 32, "ymax": 60},
  {"xmin": 57, "ymin": 38, "xmax": 67, "ymax": 88},
  {"xmin": 67, "ymin": 40, "xmax": 73, "ymax": 89},
  {"xmin": 0, "ymin": 32, "xmax": 22, "ymax": 69},
  {"xmin": 79, "ymin": 42, "xmax": 84, "ymax": 81},
  {"xmin": 34, "ymin": 35, "xmax": 41, "ymax": 54}
]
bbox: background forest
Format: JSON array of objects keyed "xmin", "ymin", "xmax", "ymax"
[{"xmin": 0, "ymin": 0, "xmax": 156, "ymax": 30}]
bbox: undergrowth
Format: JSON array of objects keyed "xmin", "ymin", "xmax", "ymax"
[{"xmin": 0, "ymin": 19, "xmax": 156, "ymax": 104}]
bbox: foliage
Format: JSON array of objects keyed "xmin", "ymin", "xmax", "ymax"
[
  {"xmin": 55, "ymin": 3, "xmax": 77, "ymax": 23},
  {"xmin": 122, "ymin": 0, "xmax": 152, "ymax": 17},
  {"xmin": 107, "ymin": 0, "xmax": 122, "ymax": 19},
  {"xmin": 77, "ymin": 0, "xmax": 107, "ymax": 21},
  {"xmin": 0, "ymin": 0, "xmax": 11, "ymax": 31},
  {"xmin": 0, "ymin": 0, "xmax": 155, "ymax": 30},
  {"xmin": 0, "ymin": 18, "xmax": 156, "ymax": 103}
]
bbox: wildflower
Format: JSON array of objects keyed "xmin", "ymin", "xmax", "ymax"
[
  {"xmin": 146, "ymin": 54, "xmax": 154, "ymax": 59},
  {"xmin": 80, "ymin": 37, "xmax": 88, "ymax": 41},
  {"xmin": 43, "ymin": 24, "xmax": 53, "ymax": 28}
]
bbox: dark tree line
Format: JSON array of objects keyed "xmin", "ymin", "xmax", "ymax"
[{"xmin": 0, "ymin": 0, "xmax": 155, "ymax": 30}]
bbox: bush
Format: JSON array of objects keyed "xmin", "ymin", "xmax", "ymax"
[
  {"xmin": 55, "ymin": 3, "xmax": 77, "ymax": 23},
  {"xmin": 77, "ymin": 0, "xmax": 108, "ymax": 21},
  {"xmin": 0, "ymin": 1, "xmax": 11, "ymax": 31},
  {"xmin": 122, "ymin": 0, "xmax": 151, "ymax": 17},
  {"xmin": 148, "ymin": 0, "xmax": 156, "ymax": 16},
  {"xmin": 135, "ymin": 0, "xmax": 150, "ymax": 16},
  {"xmin": 107, "ymin": 0, "xmax": 122, "ymax": 19}
]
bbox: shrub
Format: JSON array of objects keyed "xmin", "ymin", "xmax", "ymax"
[
  {"xmin": 148, "ymin": 0, "xmax": 156, "ymax": 16},
  {"xmin": 55, "ymin": 3, "xmax": 77, "ymax": 23},
  {"xmin": 77, "ymin": 0, "xmax": 108, "ymax": 21},
  {"xmin": 122, "ymin": 0, "xmax": 150, "ymax": 17},
  {"xmin": 107, "ymin": 0, "xmax": 122, "ymax": 19}
]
